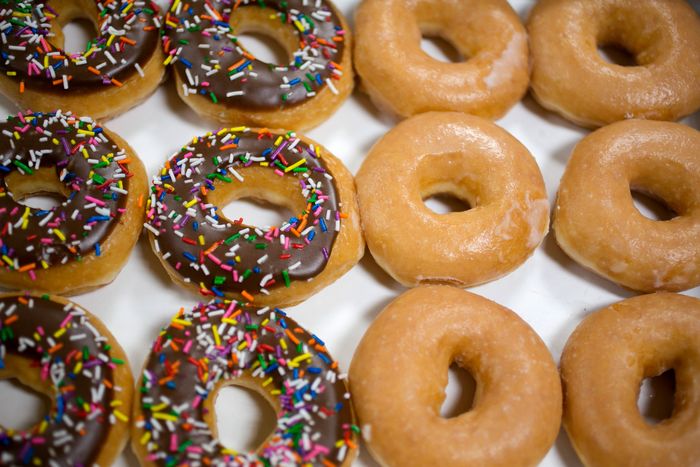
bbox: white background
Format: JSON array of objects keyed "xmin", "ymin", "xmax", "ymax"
[{"xmin": 1, "ymin": 1, "xmax": 699, "ymax": 465}]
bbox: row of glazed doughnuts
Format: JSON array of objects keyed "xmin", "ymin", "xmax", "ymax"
[
  {"xmin": 3, "ymin": 286, "xmax": 698, "ymax": 465},
  {"xmin": 1, "ymin": 0, "xmax": 700, "ymax": 129}
]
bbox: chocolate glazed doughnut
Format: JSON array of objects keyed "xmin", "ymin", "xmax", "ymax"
[
  {"xmin": 0, "ymin": 293, "xmax": 134, "ymax": 466},
  {"xmin": 0, "ymin": 0, "xmax": 165, "ymax": 120},
  {"xmin": 132, "ymin": 299, "xmax": 358, "ymax": 466},
  {"xmin": 162, "ymin": 0, "xmax": 353, "ymax": 130},
  {"xmin": 0, "ymin": 110, "xmax": 147, "ymax": 295},
  {"xmin": 145, "ymin": 127, "xmax": 363, "ymax": 306}
]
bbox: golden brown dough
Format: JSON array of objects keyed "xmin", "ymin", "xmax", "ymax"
[
  {"xmin": 554, "ymin": 120, "xmax": 700, "ymax": 292},
  {"xmin": 561, "ymin": 293, "xmax": 700, "ymax": 466},
  {"xmin": 528, "ymin": 0, "xmax": 700, "ymax": 128},
  {"xmin": 350, "ymin": 285, "xmax": 562, "ymax": 467},
  {"xmin": 356, "ymin": 112, "xmax": 549, "ymax": 287},
  {"xmin": 354, "ymin": 0, "xmax": 529, "ymax": 119}
]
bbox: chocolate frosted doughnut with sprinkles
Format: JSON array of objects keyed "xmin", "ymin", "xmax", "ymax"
[
  {"xmin": 0, "ymin": 0, "xmax": 165, "ymax": 120},
  {"xmin": 131, "ymin": 299, "xmax": 358, "ymax": 466},
  {"xmin": 0, "ymin": 292, "xmax": 134, "ymax": 466},
  {"xmin": 145, "ymin": 127, "xmax": 363, "ymax": 307},
  {"xmin": 162, "ymin": 0, "xmax": 353, "ymax": 130},
  {"xmin": 0, "ymin": 110, "xmax": 148, "ymax": 295}
]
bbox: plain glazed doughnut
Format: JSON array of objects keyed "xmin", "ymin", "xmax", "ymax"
[
  {"xmin": 553, "ymin": 120, "xmax": 700, "ymax": 292},
  {"xmin": 132, "ymin": 299, "xmax": 358, "ymax": 466},
  {"xmin": 528, "ymin": 0, "xmax": 700, "ymax": 128},
  {"xmin": 356, "ymin": 112, "xmax": 549, "ymax": 287},
  {"xmin": 354, "ymin": 0, "xmax": 529, "ymax": 119},
  {"xmin": 349, "ymin": 285, "xmax": 562, "ymax": 467},
  {"xmin": 561, "ymin": 292, "xmax": 700, "ymax": 466},
  {"xmin": 0, "ymin": 110, "xmax": 148, "ymax": 295},
  {"xmin": 0, "ymin": 292, "xmax": 134, "ymax": 466},
  {"xmin": 145, "ymin": 127, "xmax": 363, "ymax": 307},
  {"xmin": 162, "ymin": 0, "xmax": 353, "ymax": 130},
  {"xmin": 0, "ymin": 0, "xmax": 165, "ymax": 120}
]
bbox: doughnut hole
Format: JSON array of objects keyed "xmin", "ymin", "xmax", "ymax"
[
  {"xmin": 0, "ymin": 356, "xmax": 53, "ymax": 432},
  {"xmin": 211, "ymin": 382, "xmax": 277, "ymax": 451},
  {"xmin": 637, "ymin": 369, "xmax": 676, "ymax": 424},
  {"xmin": 630, "ymin": 190, "xmax": 677, "ymax": 221},
  {"xmin": 207, "ymin": 166, "xmax": 307, "ymax": 229},
  {"xmin": 440, "ymin": 363, "xmax": 477, "ymax": 418},
  {"xmin": 420, "ymin": 34, "xmax": 464, "ymax": 63},
  {"xmin": 423, "ymin": 193, "xmax": 472, "ymax": 215},
  {"xmin": 4, "ymin": 168, "xmax": 70, "ymax": 210},
  {"xmin": 594, "ymin": 4, "xmax": 665, "ymax": 67},
  {"xmin": 46, "ymin": 0, "xmax": 100, "ymax": 53},
  {"xmin": 229, "ymin": 7, "xmax": 299, "ymax": 66},
  {"xmin": 627, "ymin": 159, "xmax": 697, "ymax": 222}
]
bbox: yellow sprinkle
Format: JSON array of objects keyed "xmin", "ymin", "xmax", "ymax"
[
  {"xmin": 2, "ymin": 255, "xmax": 14, "ymax": 267},
  {"xmin": 184, "ymin": 198, "xmax": 198, "ymax": 208},
  {"xmin": 270, "ymin": 389, "xmax": 281, "ymax": 396},
  {"xmin": 279, "ymin": 338, "xmax": 287, "ymax": 350},
  {"xmin": 152, "ymin": 413, "xmax": 178, "ymax": 422},
  {"xmin": 222, "ymin": 317, "xmax": 238, "ymax": 325},
  {"xmin": 274, "ymin": 136, "xmax": 283, "ymax": 146},
  {"xmin": 284, "ymin": 158, "xmax": 306, "ymax": 173},
  {"xmin": 172, "ymin": 318, "xmax": 192, "ymax": 326},
  {"xmin": 72, "ymin": 361, "xmax": 82, "ymax": 375},
  {"xmin": 230, "ymin": 126, "xmax": 246, "ymax": 132},
  {"xmin": 262, "ymin": 377, "xmax": 273, "ymax": 387},
  {"xmin": 77, "ymin": 129, "xmax": 95, "ymax": 136},
  {"xmin": 113, "ymin": 409, "xmax": 129, "ymax": 422},
  {"xmin": 54, "ymin": 328, "xmax": 66, "ymax": 339},
  {"xmin": 139, "ymin": 431, "xmax": 151, "ymax": 445},
  {"xmin": 170, "ymin": 0, "xmax": 181, "ymax": 11},
  {"xmin": 212, "ymin": 325, "xmax": 221, "ymax": 346},
  {"xmin": 163, "ymin": 54, "xmax": 174, "ymax": 66},
  {"xmin": 292, "ymin": 353, "xmax": 312, "ymax": 364},
  {"xmin": 222, "ymin": 449, "xmax": 239, "ymax": 455},
  {"xmin": 110, "ymin": 400, "xmax": 123, "ymax": 407},
  {"xmin": 53, "ymin": 229, "xmax": 66, "ymax": 241},
  {"xmin": 198, "ymin": 235, "xmax": 205, "ymax": 245},
  {"xmin": 41, "ymin": 260, "xmax": 49, "ymax": 269},
  {"xmin": 237, "ymin": 341, "xmax": 248, "ymax": 350},
  {"xmin": 150, "ymin": 402, "xmax": 168, "ymax": 412}
]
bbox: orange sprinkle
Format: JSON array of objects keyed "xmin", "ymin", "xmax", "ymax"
[
  {"xmin": 330, "ymin": 61, "xmax": 343, "ymax": 70},
  {"xmin": 111, "ymin": 78, "xmax": 123, "ymax": 87},
  {"xmin": 87, "ymin": 66, "xmax": 101, "ymax": 75},
  {"xmin": 120, "ymin": 37, "xmax": 136, "ymax": 46},
  {"xmin": 4, "ymin": 315, "xmax": 18, "ymax": 325},
  {"xmin": 103, "ymin": 379, "xmax": 113, "ymax": 389},
  {"xmin": 285, "ymin": 329, "xmax": 299, "ymax": 345},
  {"xmin": 241, "ymin": 290, "xmax": 254, "ymax": 302},
  {"xmin": 19, "ymin": 81, "xmax": 24, "ymax": 93},
  {"xmin": 138, "ymin": 194, "xmax": 144, "ymax": 208},
  {"xmin": 339, "ymin": 212, "xmax": 349, "ymax": 219},
  {"xmin": 219, "ymin": 143, "xmax": 238, "ymax": 150},
  {"xmin": 18, "ymin": 262, "xmax": 35, "ymax": 272},
  {"xmin": 48, "ymin": 343, "xmax": 64, "ymax": 354}
]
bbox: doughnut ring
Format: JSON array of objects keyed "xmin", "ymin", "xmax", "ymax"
[
  {"xmin": 354, "ymin": 0, "xmax": 529, "ymax": 119},
  {"xmin": 528, "ymin": 0, "xmax": 700, "ymax": 127},
  {"xmin": 132, "ymin": 299, "xmax": 358, "ymax": 466},
  {"xmin": 554, "ymin": 120, "xmax": 700, "ymax": 292},
  {"xmin": 0, "ymin": 0, "xmax": 165, "ymax": 120},
  {"xmin": 356, "ymin": 112, "xmax": 549, "ymax": 287},
  {"xmin": 561, "ymin": 292, "xmax": 700, "ymax": 465},
  {"xmin": 0, "ymin": 292, "xmax": 134, "ymax": 466},
  {"xmin": 0, "ymin": 110, "xmax": 148, "ymax": 295},
  {"xmin": 162, "ymin": 0, "xmax": 353, "ymax": 130},
  {"xmin": 349, "ymin": 285, "xmax": 562, "ymax": 466},
  {"xmin": 145, "ymin": 127, "xmax": 363, "ymax": 306}
]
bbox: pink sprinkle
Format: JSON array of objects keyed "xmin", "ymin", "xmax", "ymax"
[
  {"xmin": 170, "ymin": 434, "xmax": 178, "ymax": 452},
  {"xmin": 183, "ymin": 340, "xmax": 193, "ymax": 354}
]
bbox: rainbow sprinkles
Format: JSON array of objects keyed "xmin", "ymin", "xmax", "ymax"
[{"xmin": 145, "ymin": 127, "xmax": 344, "ymax": 300}]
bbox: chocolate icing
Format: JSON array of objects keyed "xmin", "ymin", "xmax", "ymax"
[
  {"xmin": 137, "ymin": 300, "xmax": 356, "ymax": 465},
  {"xmin": 0, "ymin": 295, "xmax": 119, "ymax": 465},
  {"xmin": 163, "ymin": 0, "xmax": 347, "ymax": 110},
  {"xmin": 146, "ymin": 128, "xmax": 341, "ymax": 297},
  {"xmin": 0, "ymin": 111, "xmax": 132, "ymax": 271},
  {"xmin": 0, "ymin": 0, "xmax": 161, "ymax": 91}
]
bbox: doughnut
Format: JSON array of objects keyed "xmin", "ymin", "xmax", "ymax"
[
  {"xmin": 553, "ymin": 120, "xmax": 700, "ymax": 292},
  {"xmin": 0, "ymin": 0, "xmax": 165, "ymax": 121},
  {"xmin": 162, "ymin": 0, "xmax": 353, "ymax": 130},
  {"xmin": 356, "ymin": 112, "xmax": 549, "ymax": 287},
  {"xmin": 528, "ymin": 0, "xmax": 700, "ymax": 128},
  {"xmin": 354, "ymin": 0, "xmax": 529, "ymax": 119},
  {"xmin": 145, "ymin": 127, "xmax": 363, "ymax": 307},
  {"xmin": 0, "ymin": 292, "xmax": 134, "ymax": 466},
  {"xmin": 350, "ymin": 285, "xmax": 562, "ymax": 466},
  {"xmin": 0, "ymin": 110, "xmax": 147, "ymax": 295},
  {"xmin": 561, "ymin": 292, "xmax": 700, "ymax": 465},
  {"xmin": 132, "ymin": 299, "xmax": 358, "ymax": 466}
]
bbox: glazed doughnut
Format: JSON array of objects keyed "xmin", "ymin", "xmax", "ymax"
[
  {"xmin": 356, "ymin": 112, "xmax": 549, "ymax": 287},
  {"xmin": 354, "ymin": 0, "xmax": 529, "ymax": 119},
  {"xmin": 561, "ymin": 292, "xmax": 700, "ymax": 466},
  {"xmin": 162, "ymin": 0, "xmax": 353, "ymax": 130},
  {"xmin": 0, "ymin": 110, "xmax": 147, "ymax": 295},
  {"xmin": 145, "ymin": 127, "xmax": 363, "ymax": 307},
  {"xmin": 0, "ymin": 0, "xmax": 165, "ymax": 120},
  {"xmin": 350, "ymin": 285, "xmax": 562, "ymax": 466},
  {"xmin": 132, "ymin": 299, "xmax": 358, "ymax": 466},
  {"xmin": 554, "ymin": 120, "xmax": 700, "ymax": 292},
  {"xmin": 528, "ymin": 0, "xmax": 700, "ymax": 128},
  {"xmin": 0, "ymin": 292, "xmax": 134, "ymax": 466}
]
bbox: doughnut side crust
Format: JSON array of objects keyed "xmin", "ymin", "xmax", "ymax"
[
  {"xmin": 354, "ymin": 0, "xmax": 529, "ymax": 119},
  {"xmin": 561, "ymin": 293, "xmax": 700, "ymax": 466},
  {"xmin": 349, "ymin": 285, "xmax": 562, "ymax": 467},
  {"xmin": 553, "ymin": 120, "xmax": 700, "ymax": 292},
  {"xmin": 356, "ymin": 112, "xmax": 549, "ymax": 287},
  {"xmin": 528, "ymin": 0, "xmax": 700, "ymax": 128}
]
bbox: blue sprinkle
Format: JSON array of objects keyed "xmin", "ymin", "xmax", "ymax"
[
  {"xmin": 183, "ymin": 251, "xmax": 197, "ymax": 262},
  {"xmin": 320, "ymin": 218, "xmax": 327, "ymax": 232},
  {"xmin": 95, "ymin": 243, "xmax": 101, "ymax": 256}
]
